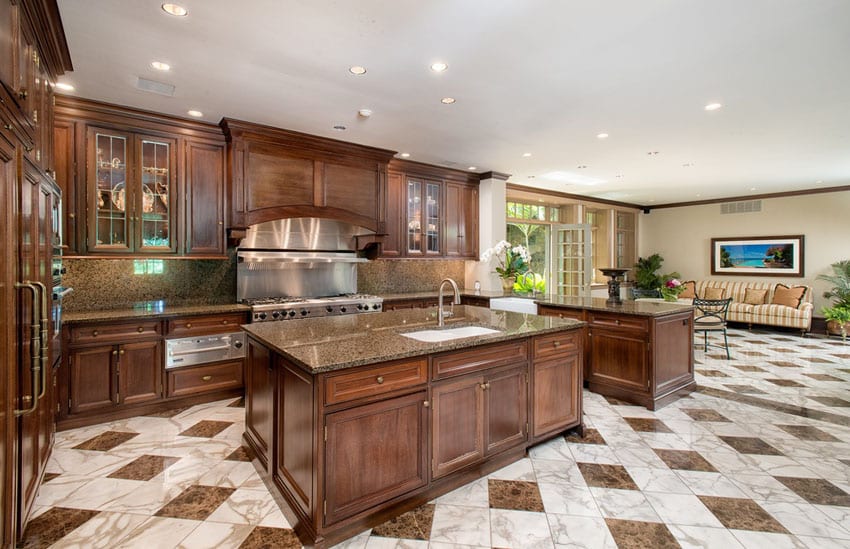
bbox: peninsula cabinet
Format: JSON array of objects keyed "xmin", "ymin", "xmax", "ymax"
[{"xmin": 54, "ymin": 96, "xmax": 228, "ymax": 257}]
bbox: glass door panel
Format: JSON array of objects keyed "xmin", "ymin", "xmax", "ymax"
[
  {"xmin": 425, "ymin": 182, "xmax": 440, "ymax": 254},
  {"xmin": 552, "ymin": 224, "xmax": 592, "ymax": 297},
  {"xmin": 406, "ymin": 178, "xmax": 422, "ymax": 253},
  {"xmin": 138, "ymin": 138, "xmax": 173, "ymax": 250},
  {"xmin": 94, "ymin": 132, "xmax": 129, "ymax": 249}
]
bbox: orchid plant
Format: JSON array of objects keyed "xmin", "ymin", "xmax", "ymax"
[{"xmin": 480, "ymin": 240, "xmax": 531, "ymax": 279}]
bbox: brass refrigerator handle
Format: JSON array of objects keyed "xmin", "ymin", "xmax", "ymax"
[
  {"xmin": 13, "ymin": 282, "xmax": 41, "ymax": 416},
  {"xmin": 32, "ymin": 281, "xmax": 49, "ymax": 400}
]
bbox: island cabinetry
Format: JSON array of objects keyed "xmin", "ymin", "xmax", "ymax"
[
  {"xmin": 530, "ymin": 330, "xmax": 583, "ymax": 441},
  {"xmin": 245, "ymin": 337, "xmax": 274, "ymax": 469}
]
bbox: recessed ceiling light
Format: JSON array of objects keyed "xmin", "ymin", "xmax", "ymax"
[
  {"xmin": 749, "ymin": 187, "xmax": 757, "ymax": 191},
  {"xmin": 357, "ymin": 108, "xmax": 373, "ymax": 117},
  {"xmin": 522, "ymin": 152, "xmax": 532, "ymax": 158},
  {"xmin": 597, "ymin": 133, "xmax": 609, "ymax": 139},
  {"xmin": 349, "ymin": 66, "xmax": 367, "ymax": 75},
  {"xmin": 647, "ymin": 151, "xmax": 660, "ymax": 156},
  {"xmin": 55, "ymin": 82, "xmax": 75, "ymax": 91},
  {"xmin": 332, "ymin": 124, "xmax": 346, "ymax": 131},
  {"xmin": 400, "ymin": 152, "xmax": 411, "ymax": 158},
  {"xmin": 577, "ymin": 165, "xmax": 587, "ymax": 169},
  {"xmin": 150, "ymin": 61, "xmax": 170, "ymax": 71},
  {"xmin": 161, "ymin": 3, "xmax": 188, "ymax": 16},
  {"xmin": 528, "ymin": 175, "xmax": 536, "ymax": 179},
  {"xmin": 468, "ymin": 166, "xmax": 477, "ymax": 171},
  {"xmin": 187, "ymin": 110, "xmax": 203, "ymax": 118},
  {"xmin": 704, "ymin": 102, "xmax": 723, "ymax": 111},
  {"xmin": 816, "ymin": 180, "xmax": 823, "ymax": 184},
  {"xmin": 430, "ymin": 62, "xmax": 448, "ymax": 72},
  {"xmin": 696, "ymin": 193, "xmax": 701, "ymax": 197},
  {"xmin": 440, "ymin": 97, "xmax": 456, "ymax": 104}
]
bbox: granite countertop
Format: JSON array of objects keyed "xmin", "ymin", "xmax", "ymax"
[
  {"xmin": 534, "ymin": 296, "xmax": 693, "ymax": 317},
  {"xmin": 381, "ymin": 290, "xmax": 511, "ymax": 301},
  {"xmin": 242, "ymin": 305, "xmax": 585, "ymax": 374},
  {"xmin": 64, "ymin": 301, "xmax": 251, "ymax": 324}
]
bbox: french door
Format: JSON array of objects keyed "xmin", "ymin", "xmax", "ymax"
[{"xmin": 551, "ymin": 224, "xmax": 592, "ymax": 297}]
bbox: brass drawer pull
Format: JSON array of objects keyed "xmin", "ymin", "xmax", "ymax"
[
  {"xmin": 112, "ymin": 350, "xmax": 118, "ymax": 356},
  {"xmin": 553, "ymin": 341, "xmax": 561, "ymax": 348},
  {"xmin": 376, "ymin": 376, "xmax": 384, "ymax": 384},
  {"xmin": 137, "ymin": 326, "xmax": 144, "ymax": 333},
  {"xmin": 423, "ymin": 401, "xmax": 430, "ymax": 408},
  {"xmin": 221, "ymin": 320, "xmax": 228, "ymax": 324},
  {"xmin": 186, "ymin": 323, "xmax": 192, "ymax": 328},
  {"xmin": 119, "ymin": 349, "xmax": 125, "ymax": 355},
  {"xmin": 201, "ymin": 375, "xmax": 212, "ymax": 381},
  {"xmin": 92, "ymin": 330, "xmax": 99, "ymax": 336}
]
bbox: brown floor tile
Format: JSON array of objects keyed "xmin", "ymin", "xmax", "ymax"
[
  {"xmin": 488, "ymin": 479, "xmax": 545, "ymax": 512},
  {"xmin": 142, "ymin": 406, "xmax": 190, "ymax": 418},
  {"xmin": 371, "ymin": 503, "xmax": 435, "ymax": 540},
  {"xmin": 723, "ymin": 384, "xmax": 768, "ymax": 395},
  {"xmin": 228, "ymin": 396, "xmax": 245, "ymax": 408},
  {"xmin": 107, "ymin": 454, "xmax": 180, "ymax": 481},
  {"xmin": 840, "ymin": 459, "xmax": 850, "ymax": 467},
  {"xmin": 699, "ymin": 386, "xmax": 850, "ymax": 428},
  {"xmin": 565, "ymin": 428, "xmax": 607, "ymax": 445},
  {"xmin": 178, "ymin": 420, "xmax": 233, "ymax": 438},
  {"xmin": 226, "ymin": 445, "xmax": 256, "ymax": 462},
  {"xmin": 808, "ymin": 396, "xmax": 850, "ymax": 407},
  {"xmin": 770, "ymin": 337, "xmax": 796, "ymax": 342},
  {"xmin": 697, "ymin": 369, "xmax": 730, "ymax": 377},
  {"xmin": 72, "ymin": 431, "xmax": 138, "ymax": 451},
  {"xmin": 774, "ymin": 477, "xmax": 850, "ymax": 506},
  {"xmin": 42, "ymin": 472, "xmax": 61, "ymax": 484},
  {"xmin": 654, "ymin": 449, "xmax": 717, "ymax": 472},
  {"xmin": 775, "ymin": 424, "xmax": 841, "ymax": 442},
  {"xmin": 797, "ymin": 344, "xmax": 825, "ymax": 349},
  {"xmin": 239, "ymin": 526, "xmax": 301, "ymax": 549},
  {"xmin": 800, "ymin": 356, "xmax": 834, "ymax": 364},
  {"xmin": 155, "ymin": 484, "xmax": 236, "ymax": 520},
  {"xmin": 681, "ymin": 408, "xmax": 731, "ymax": 422},
  {"xmin": 738, "ymin": 351, "xmax": 768, "ymax": 357},
  {"xmin": 765, "ymin": 379, "xmax": 806, "ymax": 387},
  {"xmin": 19, "ymin": 507, "xmax": 100, "ymax": 549},
  {"xmin": 732, "ymin": 365, "xmax": 766, "ymax": 372},
  {"xmin": 768, "ymin": 361, "xmax": 800, "ymax": 368},
  {"xmin": 803, "ymin": 373, "xmax": 843, "ymax": 381},
  {"xmin": 604, "ymin": 395, "xmax": 636, "ymax": 406},
  {"xmin": 624, "ymin": 417, "xmax": 673, "ymax": 433},
  {"xmin": 719, "ymin": 436, "xmax": 783, "ymax": 456},
  {"xmin": 604, "ymin": 518, "xmax": 681, "ymax": 549},
  {"xmin": 577, "ymin": 463, "xmax": 638, "ymax": 490},
  {"xmin": 698, "ymin": 496, "xmax": 789, "ymax": 533},
  {"xmin": 741, "ymin": 340, "xmax": 769, "ymax": 345}
]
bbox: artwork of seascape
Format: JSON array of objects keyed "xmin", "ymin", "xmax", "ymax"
[{"xmin": 720, "ymin": 243, "xmax": 794, "ymax": 269}]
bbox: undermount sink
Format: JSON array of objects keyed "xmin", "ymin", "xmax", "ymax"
[
  {"xmin": 489, "ymin": 296, "xmax": 539, "ymax": 314},
  {"xmin": 401, "ymin": 325, "xmax": 501, "ymax": 343}
]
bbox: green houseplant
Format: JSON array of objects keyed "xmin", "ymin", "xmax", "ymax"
[
  {"xmin": 633, "ymin": 254, "xmax": 664, "ymax": 298},
  {"xmin": 818, "ymin": 259, "xmax": 850, "ymax": 339}
]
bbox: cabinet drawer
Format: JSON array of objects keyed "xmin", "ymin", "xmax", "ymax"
[
  {"xmin": 166, "ymin": 313, "xmax": 247, "ymax": 336},
  {"xmin": 432, "ymin": 340, "xmax": 528, "ymax": 380},
  {"xmin": 167, "ymin": 360, "xmax": 244, "ymax": 398},
  {"xmin": 533, "ymin": 331, "xmax": 580, "ymax": 360},
  {"xmin": 588, "ymin": 313, "xmax": 648, "ymax": 333},
  {"xmin": 538, "ymin": 306, "xmax": 584, "ymax": 321},
  {"xmin": 324, "ymin": 358, "xmax": 428, "ymax": 406},
  {"xmin": 69, "ymin": 320, "xmax": 162, "ymax": 345}
]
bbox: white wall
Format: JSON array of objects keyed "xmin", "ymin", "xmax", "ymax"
[{"xmin": 638, "ymin": 190, "xmax": 850, "ymax": 312}]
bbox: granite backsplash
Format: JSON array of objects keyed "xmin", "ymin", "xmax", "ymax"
[{"xmin": 63, "ymin": 252, "xmax": 468, "ymax": 311}]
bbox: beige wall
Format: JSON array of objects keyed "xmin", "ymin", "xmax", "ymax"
[{"xmin": 638, "ymin": 190, "xmax": 850, "ymax": 312}]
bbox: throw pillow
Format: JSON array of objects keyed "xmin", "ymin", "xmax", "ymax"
[
  {"xmin": 679, "ymin": 281, "xmax": 696, "ymax": 299},
  {"xmin": 703, "ymin": 287, "xmax": 726, "ymax": 300},
  {"xmin": 743, "ymin": 288, "xmax": 768, "ymax": 305},
  {"xmin": 772, "ymin": 284, "xmax": 807, "ymax": 308}
]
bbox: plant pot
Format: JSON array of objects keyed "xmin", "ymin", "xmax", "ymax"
[
  {"xmin": 826, "ymin": 320, "xmax": 848, "ymax": 339},
  {"xmin": 500, "ymin": 276, "xmax": 516, "ymax": 293}
]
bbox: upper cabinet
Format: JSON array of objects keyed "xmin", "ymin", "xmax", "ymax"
[
  {"xmin": 54, "ymin": 97, "xmax": 228, "ymax": 257},
  {"xmin": 220, "ymin": 119, "xmax": 396, "ymax": 233},
  {"xmin": 384, "ymin": 160, "xmax": 479, "ymax": 259}
]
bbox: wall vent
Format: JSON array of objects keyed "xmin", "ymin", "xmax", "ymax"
[
  {"xmin": 720, "ymin": 200, "xmax": 762, "ymax": 214},
  {"xmin": 136, "ymin": 77, "xmax": 176, "ymax": 97}
]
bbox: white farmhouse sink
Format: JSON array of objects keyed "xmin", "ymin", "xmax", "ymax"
[
  {"xmin": 401, "ymin": 325, "xmax": 501, "ymax": 343},
  {"xmin": 489, "ymin": 297, "xmax": 539, "ymax": 314}
]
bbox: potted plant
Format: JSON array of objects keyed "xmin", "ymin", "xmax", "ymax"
[
  {"xmin": 633, "ymin": 254, "xmax": 664, "ymax": 298},
  {"xmin": 480, "ymin": 240, "xmax": 531, "ymax": 293},
  {"xmin": 818, "ymin": 259, "xmax": 850, "ymax": 338}
]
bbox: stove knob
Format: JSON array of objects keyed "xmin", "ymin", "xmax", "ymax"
[
  {"xmin": 272, "ymin": 312, "xmax": 280, "ymax": 319},
  {"xmin": 340, "ymin": 306, "xmax": 347, "ymax": 313},
  {"xmin": 372, "ymin": 304, "xmax": 380, "ymax": 310},
  {"xmin": 300, "ymin": 309, "xmax": 308, "ymax": 316},
  {"xmin": 356, "ymin": 304, "xmax": 363, "ymax": 310},
  {"xmin": 326, "ymin": 306, "xmax": 333, "ymax": 312},
  {"xmin": 258, "ymin": 312, "xmax": 267, "ymax": 320},
  {"xmin": 288, "ymin": 310, "xmax": 296, "ymax": 317}
]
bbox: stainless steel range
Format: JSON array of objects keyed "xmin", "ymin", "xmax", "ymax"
[{"xmin": 236, "ymin": 217, "xmax": 383, "ymax": 323}]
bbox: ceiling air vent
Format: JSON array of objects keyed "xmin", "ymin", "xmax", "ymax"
[
  {"xmin": 720, "ymin": 199, "xmax": 762, "ymax": 214},
  {"xmin": 135, "ymin": 77, "xmax": 176, "ymax": 97}
]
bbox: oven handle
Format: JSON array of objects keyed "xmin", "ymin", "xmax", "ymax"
[
  {"xmin": 169, "ymin": 344, "xmax": 233, "ymax": 356},
  {"xmin": 53, "ymin": 287, "xmax": 74, "ymax": 299}
]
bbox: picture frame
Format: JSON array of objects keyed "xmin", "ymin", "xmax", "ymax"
[{"xmin": 711, "ymin": 235, "xmax": 805, "ymax": 277}]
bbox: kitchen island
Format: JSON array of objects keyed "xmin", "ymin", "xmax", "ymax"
[
  {"xmin": 537, "ymin": 297, "xmax": 695, "ymax": 410},
  {"xmin": 241, "ymin": 305, "xmax": 585, "ymax": 547}
]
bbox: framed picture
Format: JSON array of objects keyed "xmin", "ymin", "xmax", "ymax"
[{"xmin": 711, "ymin": 235, "xmax": 805, "ymax": 277}]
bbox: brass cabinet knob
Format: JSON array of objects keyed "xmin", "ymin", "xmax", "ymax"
[
  {"xmin": 119, "ymin": 349, "xmax": 125, "ymax": 355},
  {"xmin": 186, "ymin": 323, "xmax": 192, "ymax": 329},
  {"xmin": 22, "ymin": 395, "xmax": 32, "ymax": 403},
  {"xmin": 376, "ymin": 376, "xmax": 384, "ymax": 384},
  {"xmin": 479, "ymin": 383, "xmax": 487, "ymax": 390},
  {"xmin": 3, "ymin": 124, "xmax": 11, "ymax": 130},
  {"xmin": 92, "ymin": 330, "xmax": 99, "ymax": 336},
  {"xmin": 137, "ymin": 326, "xmax": 144, "ymax": 332},
  {"xmin": 423, "ymin": 401, "xmax": 430, "ymax": 408},
  {"xmin": 202, "ymin": 375, "xmax": 212, "ymax": 381},
  {"xmin": 112, "ymin": 350, "xmax": 118, "ymax": 356},
  {"xmin": 553, "ymin": 341, "xmax": 561, "ymax": 348},
  {"xmin": 221, "ymin": 320, "xmax": 228, "ymax": 325},
  {"xmin": 69, "ymin": 213, "xmax": 75, "ymax": 219}
]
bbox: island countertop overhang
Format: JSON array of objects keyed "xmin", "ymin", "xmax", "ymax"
[{"xmin": 241, "ymin": 305, "xmax": 585, "ymax": 374}]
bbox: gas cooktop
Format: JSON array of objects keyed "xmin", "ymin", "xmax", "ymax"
[{"xmin": 243, "ymin": 294, "xmax": 383, "ymax": 322}]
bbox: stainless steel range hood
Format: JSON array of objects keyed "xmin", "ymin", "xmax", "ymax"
[{"xmin": 238, "ymin": 217, "xmax": 375, "ymax": 252}]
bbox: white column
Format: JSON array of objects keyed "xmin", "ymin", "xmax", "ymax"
[{"xmin": 465, "ymin": 172, "xmax": 510, "ymax": 291}]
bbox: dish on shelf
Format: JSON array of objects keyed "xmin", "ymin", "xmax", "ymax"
[
  {"xmin": 142, "ymin": 184, "xmax": 155, "ymax": 213},
  {"xmin": 111, "ymin": 182, "xmax": 125, "ymax": 212}
]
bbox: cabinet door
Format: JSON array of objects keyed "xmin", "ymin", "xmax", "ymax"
[
  {"xmin": 445, "ymin": 183, "xmax": 478, "ymax": 258},
  {"xmin": 185, "ymin": 140, "xmax": 225, "ymax": 255},
  {"xmin": 118, "ymin": 340, "xmax": 163, "ymax": 406},
  {"xmin": 380, "ymin": 171, "xmax": 403, "ymax": 257},
  {"xmin": 484, "ymin": 366, "xmax": 528, "ymax": 455},
  {"xmin": 0, "ymin": 123, "xmax": 15, "ymax": 546},
  {"xmin": 136, "ymin": 135, "xmax": 177, "ymax": 253},
  {"xmin": 325, "ymin": 390, "xmax": 428, "ymax": 525},
  {"xmin": 87, "ymin": 127, "xmax": 132, "ymax": 252},
  {"xmin": 406, "ymin": 177, "xmax": 442, "ymax": 256},
  {"xmin": 532, "ymin": 355, "xmax": 581, "ymax": 439},
  {"xmin": 53, "ymin": 119, "xmax": 77, "ymax": 253},
  {"xmin": 69, "ymin": 344, "xmax": 117, "ymax": 414},
  {"xmin": 589, "ymin": 328, "xmax": 649, "ymax": 393},
  {"xmin": 245, "ymin": 338, "xmax": 274, "ymax": 468},
  {"xmin": 432, "ymin": 375, "xmax": 484, "ymax": 479}
]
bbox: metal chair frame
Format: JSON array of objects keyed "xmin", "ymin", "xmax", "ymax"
[{"xmin": 693, "ymin": 297, "xmax": 733, "ymax": 359}]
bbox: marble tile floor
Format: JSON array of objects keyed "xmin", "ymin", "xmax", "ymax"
[{"xmin": 20, "ymin": 327, "xmax": 850, "ymax": 548}]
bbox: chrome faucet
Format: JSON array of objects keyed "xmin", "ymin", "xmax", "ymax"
[
  {"xmin": 438, "ymin": 278, "xmax": 461, "ymax": 327},
  {"xmin": 521, "ymin": 270, "xmax": 541, "ymax": 297}
]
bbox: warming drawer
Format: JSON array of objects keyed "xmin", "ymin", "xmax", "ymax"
[{"xmin": 166, "ymin": 332, "xmax": 246, "ymax": 369}]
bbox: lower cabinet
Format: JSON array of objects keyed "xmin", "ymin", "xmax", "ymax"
[
  {"xmin": 245, "ymin": 338, "xmax": 273, "ymax": 469},
  {"xmin": 531, "ymin": 354, "xmax": 581, "ymax": 440}
]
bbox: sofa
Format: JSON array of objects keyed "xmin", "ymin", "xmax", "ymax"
[{"xmin": 671, "ymin": 280, "xmax": 813, "ymax": 333}]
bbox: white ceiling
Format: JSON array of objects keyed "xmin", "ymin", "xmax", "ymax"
[{"xmin": 56, "ymin": 0, "xmax": 850, "ymax": 206}]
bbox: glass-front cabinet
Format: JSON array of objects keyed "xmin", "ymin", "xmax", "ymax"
[
  {"xmin": 88, "ymin": 127, "xmax": 176, "ymax": 253},
  {"xmin": 406, "ymin": 177, "xmax": 441, "ymax": 255}
]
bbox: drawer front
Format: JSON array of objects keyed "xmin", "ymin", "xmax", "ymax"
[
  {"xmin": 69, "ymin": 320, "xmax": 162, "ymax": 345},
  {"xmin": 588, "ymin": 312, "xmax": 648, "ymax": 333},
  {"xmin": 538, "ymin": 306, "xmax": 584, "ymax": 321},
  {"xmin": 324, "ymin": 358, "xmax": 428, "ymax": 406},
  {"xmin": 432, "ymin": 340, "xmax": 528, "ymax": 380},
  {"xmin": 533, "ymin": 330, "xmax": 581, "ymax": 360},
  {"xmin": 166, "ymin": 313, "xmax": 248, "ymax": 337},
  {"xmin": 167, "ymin": 360, "xmax": 244, "ymax": 398}
]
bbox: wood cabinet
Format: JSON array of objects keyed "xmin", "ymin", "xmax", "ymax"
[
  {"xmin": 54, "ymin": 97, "xmax": 227, "ymax": 257},
  {"xmin": 245, "ymin": 337, "xmax": 273, "ymax": 469},
  {"xmin": 221, "ymin": 119, "xmax": 396, "ymax": 232},
  {"xmin": 530, "ymin": 331, "xmax": 583, "ymax": 441},
  {"xmin": 538, "ymin": 304, "xmax": 694, "ymax": 410},
  {"xmin": 383, "ymin": 160, "xmax": 479, "ymax": 259}
]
